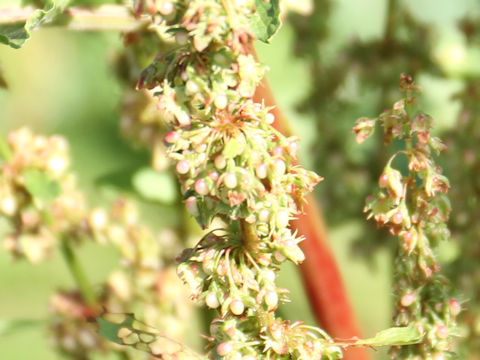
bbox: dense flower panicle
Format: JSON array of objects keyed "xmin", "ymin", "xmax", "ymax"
[
  {"xmin": 124, "ymin": 0, "xmax": 342, "ymax": 359},
  {"xmin": 356, "ymin": 75, "xmax": 460, "ymax": 359}
]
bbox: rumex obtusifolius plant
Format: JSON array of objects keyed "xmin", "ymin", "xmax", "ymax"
[
  {"xmin": 354, "ymin": 74, "xmax": 460, "ymax": 359},
  {"xmin": 0, "ymin": 1, "xmax": 472, "ymax": 360}
]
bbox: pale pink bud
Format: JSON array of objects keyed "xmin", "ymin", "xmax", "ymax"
[
  {"xmin": 288, "ymin": 141, "xmax": 298, "ymax": 157},
  {"xmin": 224, "ymin": 173, "xmax": 237, "ymax": 189},
  {"xmin": 158, "ymin": 1, "xmax": 174, "ymax": 15},
  {"xmin": 435, "ymin": 325, "xmax": 449, "ymax": 339},
  {"xmin": 195, "ymin": 179, "xmax": 209, "ymax": 195},
  {"xmin": 208, "ymin": 171, "xmax": 219, "ymax": 180},
  {"xmin": 392, "ymin": 211, "xmax": 403, "ymax": 224},
  {"xmin": 449, "ymin": 299, "xmax": 461, "ymax": 316},
  {"xmin": 217, "ymin": 342, "xmax": 233, "ymax": 356},
  {"xmin": 215, "ymin": 155, "xmax": 226, "ymax": 169},
  {"xmin": 273, "ymin": 159, "xmax": 286, "ymax": 176},
  {"xmin": 176, "ymin": 160, "xmax": 190, "ymax": 174},
  {"xmin": 273, "ymin": 146, "xmax": 283, "ymax": 156},
  {"xmin": 164, "ymin": 131, "xmax": 179, "ymax": 144},
  {"xmin": 255, "ymin": 163, "xmax": 268, "ymax": 179},
  {"xmin": 230, "ymin": 298, "xmax": 244, "ymax": 315},
  {"xmin": 400, "ymin": 293, "xmax": 415, "ymax": 307},
  {"xmin": 185, "ymin": 196, "xmax": 199, "ymax": 216},
  {"xmin": 205, "ymin": 292, "xmax": 220, "ymax": 309}
]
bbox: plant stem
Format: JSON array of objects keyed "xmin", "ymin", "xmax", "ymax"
[
  {"xmin": 60, "ymin": 238, "xmax": 96, "ymax": 306},
  {"xmin": 252, "ymin": 52, "xmax": 370, "ymax": 360},
  {"xmin": 0, "ymin": 5, "xmax": 147, "ymax": 32}
]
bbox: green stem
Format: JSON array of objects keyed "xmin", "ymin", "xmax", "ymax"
[
  {"xmin": 60, "ymin": 238, "xmax": 96, "ymax": 306},
  {"xmin": 0, "ymin": 5, "xmax": 147, "ymax": 32}
]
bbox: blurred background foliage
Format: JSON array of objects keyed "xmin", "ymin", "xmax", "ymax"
[{"xmin": 1, "ymin": 0, "xmax": 480, "ymax": 358}]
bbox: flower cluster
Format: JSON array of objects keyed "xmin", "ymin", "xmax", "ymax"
[
  {"xmin": 0, "ymin": 128, "xmax": 192, "ymax": 359},
  {"xmin": 126, "ymin": 0, "xmax": 342, "ymax": 359},
  {"xmin": 0, "ymin": 127, "xmax": 86, "ymax": 262},
  {"xmin": 354, "ymin": 74, "xmax": 460, "ymax": 359}
]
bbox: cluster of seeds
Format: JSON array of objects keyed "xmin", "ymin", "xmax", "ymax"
[
  {"xmin": 126, "ymin": 0, "xmax": 343, "ymax": 359},
  {"xmin": 354, "ymin": 75, "xmax": 460, "ymax": 359}
]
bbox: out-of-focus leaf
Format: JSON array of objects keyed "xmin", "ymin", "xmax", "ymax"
[
  {"xmin": 0, "ymin": 66, "xmax": 8, "ymax": 89},
  {"xmin": 97, "ymin": 313, "xmax": 204, "ymax": 359},
  {"xmin": 0, "ymin": 318, "xmax": 43, "ymax": 336},
  {"xmin": 334, "ymin": 326, "xmax": 422, "ymax": 347},
  {"xmin": 0, "ymin": 0, "xmax": 71, "ymax": 49},
  {"xmin": 250, "ymin": 0, "xmax": 281, "ymax": 43},
  {"xmin": 132, "ymin": 167, "xmax": 177, "ymax": 204},
  {"xmin": 23, "ymin": 169, "xmax": 61, "ymax": 201}
]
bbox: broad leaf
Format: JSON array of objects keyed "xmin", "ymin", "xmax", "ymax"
[
  {"xmin": 0, "ymin": 0, "xmax": 71, "ymax": 49},
  {"xmin": 23, "ymin": 169, "xmax": 61, "ymax": 201},
  {"xmin": 250, "ymin": 0, "xmax": 281, "ymax": 43},
  {"xmin": 132, "ymin": 167, "xmax": 177, "ymax": 204}
]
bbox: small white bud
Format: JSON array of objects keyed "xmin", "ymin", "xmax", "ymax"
[
  {"xmin": 230, "ymin": 298, "xmax": 244, "ymax": 315},
  {"xmin": 205, "ymin": 292, "xmax": 220, "ymax": 309},
  {"xmin": 176, "ymin": 160, "xmax": 190, "ymax": 174},
  {"xmin": 224, "ymin": 172, "xmax": 237, "ymax": 189}
]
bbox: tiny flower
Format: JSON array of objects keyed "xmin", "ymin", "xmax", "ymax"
[
  {"xmin": 164, "ymin": 131, "xmax": 180, "ymax": 143},
  {"xmin": 258, "ymin": 209, "xmax": 270, "ymax": 222},
  {"xmin": 205, "ymin": 292, "xmax": 220, "ymax": 309},
  {"xmin": 214, "ymin": 94, "xmax": 228, "ymax": 109},
  {"xmin": 224, "ymin": 172, "xmax": 238, "ymax": 189},
  {"xmin": 266, "ymin": 113, "xmax": 275, "ymax": 124},
  {"xmin": 400, "ymin": 293, "xmax": 416, "ymax": 307},
  {"xmin": 0, "ymin": 196, "xmax": 17, "ymax": 216},
  {"xmin": 255, "ymin": 163, "xmax": 268, "ymax": 179},
  {"xmin": 265, "ymin": 290, "xmax": 278, "ymax": 309},
  {"xmin": 276, "ymin": 209, "xmax": 289, "ymax": 229},
  {"xmin": 230, "ymin": 298, "xmax": 244, "ymax": 315},
  {"xmin": 176, "ymin": 160, "xmax": 190, "ymax": 174},
  {"xmin": 217, "ymin": 342, "xmax": 233, "ymax": 356},
  {"xmin": 273, "ymin": 159, "xmax": 286, "ymax": 176},
  {"xmin": 215, "ymin": 155, "xmax": 226, "ymax": 169},
  {"xmin": 194, "ymin": 179, "xmax": 209, "ymax": 195},
  {"xmin": 158, "ymin": 1, "xmax": 174, "ymax": 15},
  {"xmin": 435, "ymin": 325, "xmax": 449, "ymax": 339},
  {"xmin": 449, "ymin": 299, "xmax": 461, "ymax": 316}
]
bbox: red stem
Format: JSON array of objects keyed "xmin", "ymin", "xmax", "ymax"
[{"xmin": 253, "ymin": 72, "xmax": 370, "ymax": 360}]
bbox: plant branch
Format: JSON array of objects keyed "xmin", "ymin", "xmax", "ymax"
[
  {"xmin": 60, "ymin": 238, "xmax": 96, "ymax": 306},
  {"xmin": 0, "ymin": 5, "xmax": 147, "ymax": 32}
]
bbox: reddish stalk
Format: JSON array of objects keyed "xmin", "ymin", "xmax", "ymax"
[{"xmin": 253, "ymin": 71, "xmax": 370, "ymax": 360}]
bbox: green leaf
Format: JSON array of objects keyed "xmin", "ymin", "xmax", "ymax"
[
  {"xmin": 335, "ymin": 326, "xmax": 422, "ymax": 348},
  {"xmin": 23, "ymin": 169, "xmax": 61, "ymax": 201},
  {"xmin": 97, "ymin": 313, "xmax": 135, "ymax": 345},
  {"xmin": 132, "ymin": 167, "xmax": 178, "ymax": 204},
  {"xmin": 0, "ymin": 0, "xmax": 71, "ymax": 49},
  {"xmin": 250, "ymin": 0, "xmax": 281, "ymax": 43}
]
